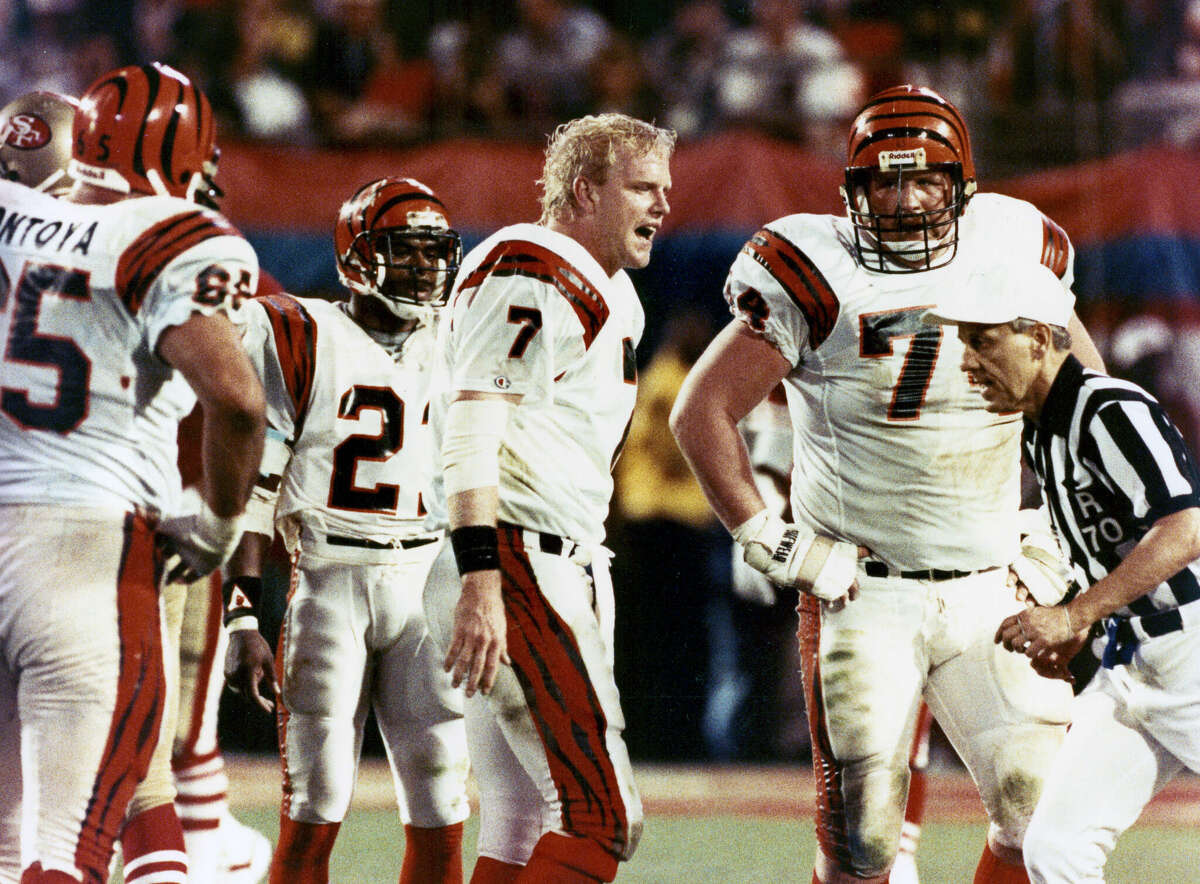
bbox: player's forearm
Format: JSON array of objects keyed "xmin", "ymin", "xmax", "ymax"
[
  {"xmin": 671, "ymin": 395, "xmax": 766, "ymax": 533},
  {"xmin": 199, "ymin": 398, "xmax": 266, "ymax": 517},
  {"xmin": 161, "ymin": 313, "xmax": 267, "ymax": 517},
  {"xmin": 225, "ymin": 530, "xmax": 272, "ymax": 580},
  {"xmin": 447, "ymin": 486, "xmax": 500, "ymax": 532},
  {"xmin": 1067, "ymin": 508, "xmax": 1200, "ymax": 629}
]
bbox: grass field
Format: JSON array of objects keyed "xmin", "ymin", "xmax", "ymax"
[
  {"xmin": 187, "ymin": 756, "xmax": 1200, "ymax": 883},
  {"xmin": 223, "ymin": 809, "xmax": 1200, "ymax": 883}
]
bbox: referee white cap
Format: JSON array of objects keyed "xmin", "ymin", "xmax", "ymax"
[{"xmin": 925, "ymin": 261, "xmax": 1075, "ymax": 329}]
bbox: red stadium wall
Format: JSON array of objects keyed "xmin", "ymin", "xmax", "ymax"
[
  {"xmin": 219, "ymin": 132, "xmax": 1200, "ymax": 345},
  {"xmin": 219, "ymin": 132, "xmax": 1200, "ymax": 243}
]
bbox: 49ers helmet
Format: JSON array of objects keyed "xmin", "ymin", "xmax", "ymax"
[
  {"xmin": 841, "ymin": 85, "xmax": 977, "ymax": 272},
  {"xmin": 0, "ymin": 91, "xmax": 80, "ymax": 196},
  {"xmin": 335, "ymin": 177, "xmax": 461, "ymax": 318},
  {"xmin": 70, "ymin": 62, "xmax": 222, "ymax": 207}
]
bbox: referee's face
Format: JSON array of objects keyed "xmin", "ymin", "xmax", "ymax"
[{"xmin": 957, "ymin": 322, "xmax": 1041, "ymax": 415}]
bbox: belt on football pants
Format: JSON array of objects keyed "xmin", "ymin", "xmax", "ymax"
[
  {"xmin": 497, "ymin": 521, "xmax": 577, "ymax": 558},
  {"xmin": 1102, "ymin": 603, "xmax": 1192, "ymax": 668},
  {"xmin": 862, "ymin": 561, "xmax": 998, "ymax": 581},
  {"xmin": 324, "ymin": 533, "xmax": 439, "ymax": 551}
]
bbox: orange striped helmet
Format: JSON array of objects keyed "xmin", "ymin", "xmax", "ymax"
[
  {"xmin": 841, "ymin": 85, "xmax": 977, "ymax": 272},
  {"xmin": 335, "ymin": 177, "xmax": 461, "ymax": 318},
  {"xmin": 0, "ymin": 91, "xmax": 80, "ymax": 196},
  {"xmin": 70, "ymin": 63, "xmax": 221, "ymax": 206}
]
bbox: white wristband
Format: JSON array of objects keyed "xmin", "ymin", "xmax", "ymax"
[{"xmin": 225, "ymin": 613, "xmax": 259, "ymax": 633}]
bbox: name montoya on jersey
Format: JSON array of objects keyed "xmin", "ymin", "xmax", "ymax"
[
  {"xmin": 0, "ymin": 180, "xmax": 258, "ymax": 513},
  {"xmin": 724, "ymin": 193, "xmax": 1072, "ymax": 572}
]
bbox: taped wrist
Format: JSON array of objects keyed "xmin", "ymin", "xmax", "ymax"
[
  {"xmin": 736, "ymin": 511, "xmax": 857, "ymax": 604},
  {"xmin": 222, "ymin": 575, "xmax": 262, "ymax": 631},
  {"xmin": 450, "ymin": 525, "xmax": 500, "ymax": 574},
  {"xmin": 442, "ymin": 398, "xmax": 511, "ymax": 497}
]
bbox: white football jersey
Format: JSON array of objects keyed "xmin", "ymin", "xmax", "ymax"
[
  {"xmin": 427, "ymin": 223, "xmax": 643, "ymax": 544},
  {"xmin": 725, "ymin": 193, "xmax": 1075, "ymax": 571},
  {"xmin": 240, "ymin": 295, "xmax": 439, "ymax": 547},
  {"xmin": 0, "ymin": 180, "xmax": 258, "ymax": 513}
]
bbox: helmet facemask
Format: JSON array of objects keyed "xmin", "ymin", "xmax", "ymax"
[
  {"xmin": 841, "ymin": 85, "xmax": 978, "ymax": 274},
  {"xmin": 344, "ymin": 225, "xmax": 461, "ymax": 319},
  {"xmin": 843, "ymin": 153, "xmax": 968, "ymax": 273},
  {"xmin": 335, "ymin": 178, "xmax": 462, "ymax": 321}
]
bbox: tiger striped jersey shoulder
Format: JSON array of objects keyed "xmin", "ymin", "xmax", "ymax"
[
  {"xmin": 0, "ymin": 183, "xmax": 256, "ymax": 514},
  {"xmin": 249, "ymin": 293, "xmax": 319, "ymax": 423},
  {"xmin": 962, "ymin": 193, "xmax": 1075, "ymax": 287},
  {"xmin": 115, "ymin": 206, "xmax": 243, "ymax": 316},
  {"xmin": 454, "ymin": 223, "xmax": 614, "ymax": 350},
  {"xmin": 725, "ymin": 212, "xmax": 853, "ymax": 365}
]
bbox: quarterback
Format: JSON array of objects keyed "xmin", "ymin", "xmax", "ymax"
[
  {"xmin": 224, "ymin": 177, "xmax": 470, "ymax": 883},
  {"xmin": 0, "ymin": 63, "xmax": 265, "ymax": 883},
  {"xmin": 671, "ymin": 85, "xmax": 1102, "ymax": 884},
  {"xmin": 423, "ymin": 112, "xmax": 674, "ymax": 882}
]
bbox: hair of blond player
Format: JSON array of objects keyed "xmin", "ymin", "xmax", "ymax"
[{"xmin": 537, "ymin": 113, "xmax": 676, "ymax": 224}]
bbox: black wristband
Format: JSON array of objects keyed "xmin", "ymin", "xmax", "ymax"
[
  {"xmin": 449, "ymin": 525, "xmax": 500, "ymax": 575},
  {"xmin": 221, "ymin": 575, "xmax": 263, "ymax": 625}
]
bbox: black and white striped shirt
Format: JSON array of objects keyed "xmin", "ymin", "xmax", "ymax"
[{"xmin": 1023, "ymin": 355, "xmax": 1200, "ymax": 618}]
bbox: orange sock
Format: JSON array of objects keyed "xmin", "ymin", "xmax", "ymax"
[
  {"xmin": 973, "ymin": 843, "xmax": 1029, "ymax": 884},
  {"xmin": 121, "ymin": 803, "xmax": 188, "ymax": 884},
  {"xmin": 516, "ymin": 833, "xmax": 617, "ymax": 883},
  {"xmin": 471, "ymin": 856, "xmax": 524, "ymax": 883},
  {"xmin": 269, "ymin": 817, "xmax": 341, "ymax": 884},
  {"xmin": 400, "ymin": 822, "xmax": 464, "ymax": 884}
]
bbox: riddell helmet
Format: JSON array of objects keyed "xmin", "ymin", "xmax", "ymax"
[
  {"xmin": 841, "ymin": 85, "xmax": 977, "ymax": 273},
  {"xmin": 0, "ymin": 91, "xmax": 80, "ymax": 196},
  {"xmin": 70, "ymin": 62, "xmax": 222, "ymax": 207},
  {"xmin": 335, "ymin": 177, "xmax": 462, "ymax": 318}
]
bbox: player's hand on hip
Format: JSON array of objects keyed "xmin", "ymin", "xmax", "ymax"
[
  {"xmin": 445, "ymin": 570, "xmax": 510, "ymax": 698},
  {"xmin": 224, "ymin": 628, "xmax": 277, "ymax": 714},
  {"xmin": 996, "ymin": 605, "xmax": 1080, "ymax": 659},
  {"xmin": 158, "ymin": 487, "xmax": 245, "ymax": 584},
  {"xmin": 732, "ymin": 510, "xmax": 867, "ymax": 610}
]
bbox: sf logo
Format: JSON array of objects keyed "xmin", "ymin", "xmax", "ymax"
[{"xmin": 2, "ymin": 113, "xmax": 51, "ymax": 150}]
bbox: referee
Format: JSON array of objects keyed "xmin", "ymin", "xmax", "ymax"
[{"xmin": 928, "ymin": 260, "xmax": 1200, "ymax": 883}]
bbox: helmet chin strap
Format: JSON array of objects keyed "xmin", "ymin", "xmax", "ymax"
[
  {"xmin": 146, "ymin": 167, "xmax": 172, "ymax": 197},
  {"xmin": 369, "ymin": 286, "xmax": 434, "ymax": 323}
]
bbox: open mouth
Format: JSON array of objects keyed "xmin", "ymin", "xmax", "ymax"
[{"xmin": 635, "ymin": 225, "xmax": 656, "ymax": 242}]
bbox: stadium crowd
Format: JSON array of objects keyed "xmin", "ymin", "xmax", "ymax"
[{"xmin": 2, "ymin": 0, "xmax": 1200, "ymax": 171}]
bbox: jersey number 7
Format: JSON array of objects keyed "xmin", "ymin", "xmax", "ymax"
[{"xmin": 859, "ymin": 307, "xmax": 943, "ymax": 421}]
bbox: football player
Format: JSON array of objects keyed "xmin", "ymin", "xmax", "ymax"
[
  {"xmin": 422, "ymin": 112, "xmax": 674, "ymax": 882},
  {"xmin": 0, "ymin": 82, "xmax": 271, "ymax": 884},
  {"xmin": 223, "ymin": 177, "xmax": 471, "ymax": 883},
  {"xmin": 671, "ymin": 85, "xmax": 1103, "ymax": 884},
  {"xmin": 734, "ymin": 392, "xmax": 932, "ymax": 884},
  {"xmin": 0, "ymin": 63, "xmax": 265, "ymax": 883}
]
